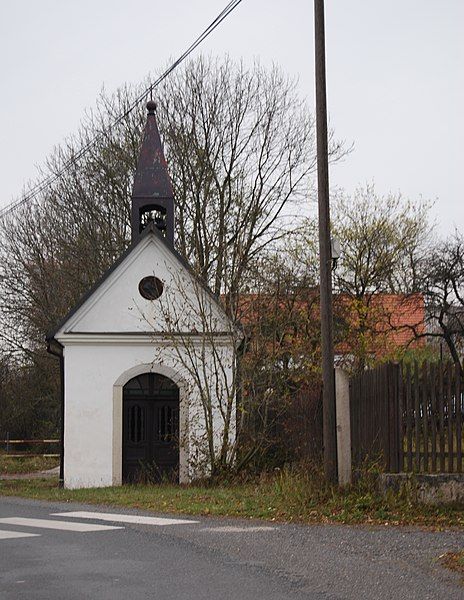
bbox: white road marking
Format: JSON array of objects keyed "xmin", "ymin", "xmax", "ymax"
[
  {"xmin": 202, "ymin": 526, "xmax": 276, "ymax": 533},
  {"xmin": 0, "ymin": 530, "xmax": 41, "ymax": 540},
  {"xmin": 51, "ymin": 511, "xmax": 199, "ymax": 526},
  {"xmin": 0, "ymin": 517, "xmax": 123, "ymax": 532}
]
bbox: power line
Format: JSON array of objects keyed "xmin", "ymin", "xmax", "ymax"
[{"xmin": 0, "ymin": 0, "xmax": 243, "ymax": 220}]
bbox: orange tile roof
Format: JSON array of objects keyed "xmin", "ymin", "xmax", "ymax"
[{"xmin": 232, "ymin": 291, "xmax": 425, "ymax": 358}]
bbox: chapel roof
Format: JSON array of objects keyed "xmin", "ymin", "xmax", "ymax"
[
  {"xmin": 131, "ymin": 100, "xmax": 174, "ymax": 202},
  {"xmin": 47, "ymin": 100, "xmax": 235, "ymax": 342}
]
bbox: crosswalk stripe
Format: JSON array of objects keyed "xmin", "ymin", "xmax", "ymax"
[
  {"xmin": 202, "ymin": 526, "xmax": 276, "ymax": 533},
  {"xmin": 0, "ymin": 517, "xmax": 124, "ymax": 532},
  {"xmin": 0, "ymin": 529, "xmax": 41, "ymax": 540},
  {"xmin": 51, "ymin": 511, "xmax": 199, "ymax": 526}
]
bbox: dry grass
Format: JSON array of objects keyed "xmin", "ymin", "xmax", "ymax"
[
  {"xmin": 0, "ymin": 464, "xmax": 463, "ymax": 528},
  {"xmin": 0, "ymin": 453, "xmax": 59, "ymax": 475},
  {"xmin": 440, "ymin": 551, "xmax": 464, "ymax": 584}
]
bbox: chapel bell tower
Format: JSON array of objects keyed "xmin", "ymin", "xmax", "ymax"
[{"xmin": 131, "ymin": 100, "xmax": 175, "ymax": 245}]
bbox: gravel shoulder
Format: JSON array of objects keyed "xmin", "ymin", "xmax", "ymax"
[{"xmin": 0, "ymin": 467, "xmax": 59, "ymax": 480}]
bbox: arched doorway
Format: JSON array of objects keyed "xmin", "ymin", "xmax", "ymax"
[{"xmin": 122, "ymin": 373, "xmax": 179, "ymax": 483}]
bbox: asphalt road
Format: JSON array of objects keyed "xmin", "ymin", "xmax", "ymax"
[{"xmin": 0, "ymin": 497, "xmax": 462, "ymax": 600}]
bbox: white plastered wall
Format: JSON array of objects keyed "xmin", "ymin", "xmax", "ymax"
[
  {"xmin": 60, "ymin": 234, "xmax": 231, "ymax": 336},
  {"xmin": 61, "ymin": 338, "xmax": 235, "ymax": 489},
  {"xmin": 56, "ymin": 230, "xmax": 237, "ymax": 489}
]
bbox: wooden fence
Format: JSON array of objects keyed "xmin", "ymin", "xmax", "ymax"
[
  {"xmin": 402, "ymin": 362, "xmax": 462, "ymax": 473},
  {"xmin": 350, "ymin": 361, "xmax": 463, "ymax": 474},
  {"xmin": 1, "ymin": 436, "xmax": 60, "ymax": 458},
  {"xmin": 350, "ymin": 363, "xmax": 401, "ymax": 472}
]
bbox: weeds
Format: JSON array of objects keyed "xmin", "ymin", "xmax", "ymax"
[
  {"xmin": 440, "ymin": 551, "xmax": 464, "ymax": 584},
  {"xmin": 0, "ymin": 453, "xmax": 59, "ymax": 475},
  {"xmin": 0, "ymin": 463, "xmax": 462, "ymax": 528}
]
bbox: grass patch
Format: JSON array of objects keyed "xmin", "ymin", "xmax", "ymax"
[
  {"xmin": 440, "ymin": 551, "xmax": 464, "ymax": 583},
  {"xmin": 0, "ymin": 453, "xmax": 59, "ymax": 475},
  {"xmin": 0, "ymin": 465, "xmax": 463, "ymax": 527}
]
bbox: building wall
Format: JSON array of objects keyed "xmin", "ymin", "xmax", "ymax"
[
  {"xmin": 62, "ymin": 234, "xmax": 230, "ymax": 336},
  {"xmin": 62, "ymin": 337, "xmax": 235, "ymax": 489}
]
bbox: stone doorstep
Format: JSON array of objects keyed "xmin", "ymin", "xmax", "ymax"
[{"xmin": 379, "ymin": 472, "xmax": 464, "ymax": 505}]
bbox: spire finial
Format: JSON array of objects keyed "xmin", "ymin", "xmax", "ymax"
[{"xmin": 131, "ymin": 98, "xmax": 175, "ymax": 245}]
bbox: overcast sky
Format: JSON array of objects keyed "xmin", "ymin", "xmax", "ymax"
[{"xmin": 1, "ymin": 0, "xmax": 462, "ymax": 236}]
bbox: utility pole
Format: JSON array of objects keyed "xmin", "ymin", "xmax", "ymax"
[{"xmin": 314, "ymin": 0, "xmax": 338, "ymax": 484}]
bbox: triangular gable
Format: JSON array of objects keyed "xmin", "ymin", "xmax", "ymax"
[{"xmin": 49, "ymin": 224, "xmax": 232, "ymax": 339}]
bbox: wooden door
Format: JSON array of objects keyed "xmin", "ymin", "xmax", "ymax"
[{"xmin": 122, "ymin": 373, "xmax": 179, "ymax": 483}]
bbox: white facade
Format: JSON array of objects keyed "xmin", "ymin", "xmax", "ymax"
[{"xmin": 54, "ymin": 228, "xmax": 237, "ymax": 489}]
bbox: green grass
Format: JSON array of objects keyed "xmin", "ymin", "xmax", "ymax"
[
  {"xmin": 0, "ymin": 453, "xmax": 59, "ymax": 475},
  {"xmin": 0, "ymin": 465, "xmax": 463, "ymax": 528}
]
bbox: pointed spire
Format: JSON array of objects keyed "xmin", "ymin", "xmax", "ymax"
[{"xmin": 130, "ymin": 101, "xmax": 175, "ymax": 245}]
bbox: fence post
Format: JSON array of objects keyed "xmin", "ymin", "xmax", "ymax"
[
  {"xmin": 388, "ymin": 364, "xmax": 401, "ymax": 473},
  {"xmin": 335, "ymin": 368, "xmax": 352, "ymax": 485},
  {"xmin": 6, "ymin": 431, "xmax": 10, "ymax": 454}
]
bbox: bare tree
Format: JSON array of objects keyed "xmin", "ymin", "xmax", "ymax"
[
  {"xmin": 157, "ymin": 57, "xmax": 344, "ymax": 309},
  {"xmin": 235, "ymin": 230, "xmax": 323, "ymax": 468},
  {"xmin": 139, "ymin": 227, "xmax": 324, "ymax": 476},
  {"xmin": 0, "ymin": 57, "xmax": 347, "ymax": 465},
  {"xmin": 0, "ymin": 351, "xmax": 60, "ymax": 440},
  {"xmin": 418, "ymin": 232, "xmax": 464, "ymax": 368},
  {"xmin": 0, "ymin": 56, "xmax": 346, "ymax": 357},
  {"xmin": 139, "ymin": 269, "xmax": 241, "ymax": 477},
  {"xmin": 333, "ymin": 185, "xmax": 430, "ymax": 297},
  {"xmin": 331, "ymin": 185, "xmax": 431, "ymax": 369}
]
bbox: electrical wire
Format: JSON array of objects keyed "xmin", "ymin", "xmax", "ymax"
[{"xmin": 0, "ymin": 0, "xmax": 243, "ymax": 219}]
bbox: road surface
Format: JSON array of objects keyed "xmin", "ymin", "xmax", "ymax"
[{"xmin": 0, "ymin": 496, "xmax": 462, "ymax": 599}]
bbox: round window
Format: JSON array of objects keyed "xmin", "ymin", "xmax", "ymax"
[{"xmin": 138, "ymin": 276, "xmax": 164, "ymax": 300}]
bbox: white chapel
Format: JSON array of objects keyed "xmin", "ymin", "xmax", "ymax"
[{"xmin": 47, "ymin": 101, "xmax": 238, "ymax": 489}]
